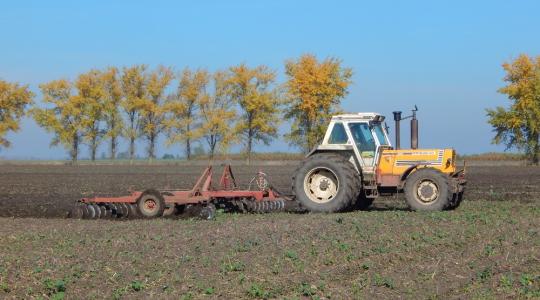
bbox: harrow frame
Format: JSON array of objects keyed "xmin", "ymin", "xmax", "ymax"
[{"xmin": 73, "ymin": 164, "xmax": 294, "ymax": 219}]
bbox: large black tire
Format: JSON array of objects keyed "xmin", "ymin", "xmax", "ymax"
[
  {"xmin": 447, "ymin": 189, "xmax": 465, "ymax": 210},
  {"xmin": 292, "ymin": 153, "xmax": 361, "ymax": 213},
  {"xmin": 137, "ymin": 190, "xmax": 165, "ymax": 218},
  {"xmin": 355, "ymin": 193, "xmax": 374, "ymax": 210},
  {"xmin": 404, "ymin": 168, "xmax": 451, "ymax": 211}
]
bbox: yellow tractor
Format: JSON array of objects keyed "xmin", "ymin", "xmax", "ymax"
[{"xmin": 292, "ymin": 108, "xmax": 466, "ymax": 212}]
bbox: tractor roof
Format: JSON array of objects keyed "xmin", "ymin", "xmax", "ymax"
[{"xmin": 331, "ymin": 112, "xmax": 385, "ymax": 122}]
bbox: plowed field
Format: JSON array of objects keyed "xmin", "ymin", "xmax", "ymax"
[{"xmin": 0, "ymin": 163, "xmax": 538, "ymax": 299}]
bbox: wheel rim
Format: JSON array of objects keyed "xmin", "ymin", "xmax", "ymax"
[
  {"xmin": 415, "ymin": 179, "xmax": 439, "ymax": 204},
  {"xmin": 142, "ymin": 198, "xmax": 158, "ymax": 214},
  {"xmin": 303, "ymin": 167, "xmax": 339, "ymax": 203}
]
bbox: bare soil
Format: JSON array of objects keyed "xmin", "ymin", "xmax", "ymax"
[{"xmin": 0, "ymin": 163, "xmax": 538, "ymax": 299}]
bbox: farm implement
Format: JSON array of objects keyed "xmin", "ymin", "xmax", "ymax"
[{"xmin": 70, "ymin": 165, "xmax": 298, "ymax": 220}]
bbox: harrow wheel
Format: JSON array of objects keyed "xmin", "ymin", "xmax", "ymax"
[
  {"xmin": 92, "ymin": 204, "xmax": 101, "ymax": 219},
  {"xmin": 118, "ymin": 203, "xmax": 129, "ymax": 218},
  {"xmin": 86, "ymin": 204, "xmax": 96, "ymax": 219},
  {"xmin": 128, "ymin": 204, "xmax": 139, "ymax": 218},
  {"xmin": 97, "ymin": 205, "xmax": 108, "ymax": 219},
  {"xmin": 137, "ymin": 191, "xmax": 165, "ymax": 218},
  {"xmin": 199, "ymin": 204, "xmax": 216, "ymax": 220},
  {"xmin": 163, "ymin": 204, "xmax": 177, "ymax": 217},
  {"xmin": 70, "ymin": 205, "xmax": 84, "ymax": 219}
]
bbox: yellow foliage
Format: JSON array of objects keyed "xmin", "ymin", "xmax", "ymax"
[
  {"xmin": 139, "ymin": 65, "xmax": 174, "ymax": 159},
  {"xmin": 227, "ymin": 64, "xmax": 281, "ymax": 158},
  {"xmin": 121, "ymin": 65, "xmax": 149, "ymax": 159},
  {"xmin": 0, "ymin": 79, "xmax": 34, "ymax": 147},
  {"xmin": 487, "ymin": 54, "xmax": 540, "ymax": 164},
  {"xmin": 198, "ymin": 70, "xmax": 237, "ymax": 157},
  {"xmin": 76, "ymin": 69, "xmax": 106, "ymax": 157},
  {"xmin": 31, "ymin": 79, "xmax": 83, "ymax": 161},
  {"xmin": 163, "ymin": 68, "xmax": 208, "ymax": 159},
  {"xmin": 101, "ymin": 67, "xmax": 124, "ymax": 143},
  {"xmin": 284, "ymin": 54, "xmax": 352, "ymax": 152}
]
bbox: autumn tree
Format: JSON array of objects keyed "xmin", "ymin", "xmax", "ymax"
[
  {"xmin": 76, "ymin": 69, "xmax": 106, "ymax": 161},
  {"xmin": 0, "ymin": 80, "xmax": 34, "ymax": 149},
  {"xmin": 284, "ymin": 54, "xmax": 353, "ymax": 152},
  {"xmin": 199, "ymin": 70, "xmax": 236, "ymax": 158},
  {"xmin": 227, "ymin": 64, "xmax": 281, "ymax": 162},
  {"xmin": 32, "ymin": 80, "xmax": 85, "ymax": 163},
  {"xmin": 487, "ymin": 54, "xmax": 540, "ymax": 164},
  {"xmin": 140, "ymin": 66, "xmax": 174, "ymax": 159},
  {"xmin": 101, "ymin": 67, "xmax": 123, "ymax": 159},
  {"xmin": 164, "ymin": 68, "xmax": 208, "ymax": 159},
  {"xmin": 121, "ymin": 65, "xmax": 148, "ymax": 161}
]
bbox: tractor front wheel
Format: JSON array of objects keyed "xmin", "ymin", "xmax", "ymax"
[{"xmin": 404, "ymin": 168, "xmax": 451, "ymax": 211}]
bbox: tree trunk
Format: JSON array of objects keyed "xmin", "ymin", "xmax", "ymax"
[
  {"xmin": 130, "ymin": 137, "xmax": 135, "ymax": 163},
  {"xmin": 110, "ymin": 135, "xmax": 116, "ymax": 160},
  {"xmin": 110, "ymin": 118, "xmax": 117, "ymax": 160},
  {"xmin": 209, "ymin": 136, "xmax": 216, "ymax": 159},
  {"xmin": 71, "ymin": 133, "xmax": 79, "ymax": 164},
  {"xmin": 129, "ymin": 115, "xmax": 136, "ymax": 164},
  {"xmin": 186, "ymin": 138, "xmax": 191, "ymax": 160},
  {"xmin": 247, "ymin": 129, "xmax": 253, "ymax": 165},
  {"xmin": 91, "ymin": 135, "xmax": 97, "ymax": 162},
  {"xmin": 246, "ymin": 115, "xmax": 253, "ymax": 165},
  {"xmin": 186, "ymin": 121, "xmax": 191, "ymax": 160},
  {"xmin": 148, "ymin": 133, "xmax": 156, "ymax": 160},
  {"xmin": 305, "ymin": 118, "xmax": 313, "ymax": 154},
  {"xmin": 532, "ymin": 134, "xmax": 539, "ymax": 165}
]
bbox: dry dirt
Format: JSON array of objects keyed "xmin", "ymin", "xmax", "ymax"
[{"xmin": 0, "ymin": 163, "xmax": 538, "ymax": 299}]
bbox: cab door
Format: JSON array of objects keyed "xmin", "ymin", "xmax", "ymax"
[{"xmin": 347, "ymin": 122, "xmax": 378, "ymax": 168}]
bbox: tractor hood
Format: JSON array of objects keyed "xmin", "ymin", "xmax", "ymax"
[{"xmin": 379, "ymin": 148, "xmax": 456, "ymax": 174}]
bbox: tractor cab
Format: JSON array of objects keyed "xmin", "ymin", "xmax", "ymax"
[{"xmin": 314, "ymin": 112, "xmax": 391, "ymax": 171}]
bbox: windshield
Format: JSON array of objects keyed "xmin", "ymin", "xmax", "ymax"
[
  {"xmin": 373, "ymin": 123, "xmax": 389, "ymax": 145},
  {"xmin": 348, "ymin": 123, "xmax": 376, "ymax": 155}
]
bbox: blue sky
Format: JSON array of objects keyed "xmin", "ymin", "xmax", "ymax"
[{"xmin": 1, "ymin": 0, "xmax": 539, "ymax": 159}]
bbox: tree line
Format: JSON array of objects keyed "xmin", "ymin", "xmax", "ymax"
[
  {"xmin": 0, "ymin": 54, "xmax": 352, "ymax": 162},
  {"xmin": 2, "ymin": 53, "xmax": 539, "ymax": 164}
]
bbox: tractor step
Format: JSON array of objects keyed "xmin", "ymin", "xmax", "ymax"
[
  {"xmin": 363, "ymin": 183, "xmax": 379, "ymax": 199},
  {"xmin": 363, "ymin": 185, "xmax": 378, "ymax": 189}
]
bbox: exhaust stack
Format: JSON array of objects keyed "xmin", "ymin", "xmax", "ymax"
[
  {"xmin": 392, "ymin": 106, "xmax": 419, "ymax": 150},
  {"xmin": 392, "ymin": 111, "xmax": 402, "ymax": 150},
  {"xmin": 410, "ymin": 107, "xmax": 418, "ymax": 149}
]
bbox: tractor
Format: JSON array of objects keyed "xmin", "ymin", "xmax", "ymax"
[{"xmin": 292, "ymin": 108, "xmax": 466, "ymax": 212}]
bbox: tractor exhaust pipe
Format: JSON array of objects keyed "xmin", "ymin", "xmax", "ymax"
[
  {"xmin": 392, "ymin": 106, "xmax": 419, "ymax": 150},
  {"xmin": 410, "ymin": 108, "xmax": 418, "ymax": 150},
  {"xmin": 392, "ymin": 111, "xmax": 402, "ymax": 150}
]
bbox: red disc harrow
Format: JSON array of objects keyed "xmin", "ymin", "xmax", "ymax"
[{"xmin": 70, "ymin": 164, "xmax": 298, "ymax": 220}]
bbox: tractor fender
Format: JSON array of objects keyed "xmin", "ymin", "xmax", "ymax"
[
  {"xmin": 306, "ymin": 149, "xmax": 362, "ymax": 177},
  {"xmin": 399, "ymin": 165, "xmax": 420, "ymax": 189}
]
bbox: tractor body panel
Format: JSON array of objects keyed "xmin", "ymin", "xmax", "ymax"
[{"xmin": 376, "ymin": 148, "xmax": 457, "ymax": 187}]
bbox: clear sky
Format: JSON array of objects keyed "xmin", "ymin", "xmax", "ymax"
[{"xmin": 1, "ymin": 0, "xmax": 539, "ymax": 159}]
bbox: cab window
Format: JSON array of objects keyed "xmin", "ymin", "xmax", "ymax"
[
  {"xmin": 328, "ymin": 122, "xmax": 348, "ymax": 144},
  {"xmin": 373, "ymin": 123, "xmax": 389, "ymax": 145},
  {"xmin": 348, "ymin": 123, "xmax": 376, "ymax": 154}
]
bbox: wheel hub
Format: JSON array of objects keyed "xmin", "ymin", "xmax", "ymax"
[
  {"xmin": 304, "ymin": 168, "xmax": 339, "ymax": 203},
  {"xmin": 144, "ymin": 199, "xmax": 156, "ymax": 211},
  {"xmin": 416, "ymin": 180, "xmax": 438, "ymax": 203},
  {"xmin": 319, "ymin": 179, "xmax": 330, "ymax": 190}
]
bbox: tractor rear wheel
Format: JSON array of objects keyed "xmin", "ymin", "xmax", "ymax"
[
  {"xmin": 404, "ymin": 168, "xmax": 451, "ymax": 211},
  {"xmin": 137, "ymin": 191, "xmax": 165, "ymax": 218},
  {"xmin": 292, "ymin": 153, "xmax": 360, "ymax": 213}
]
